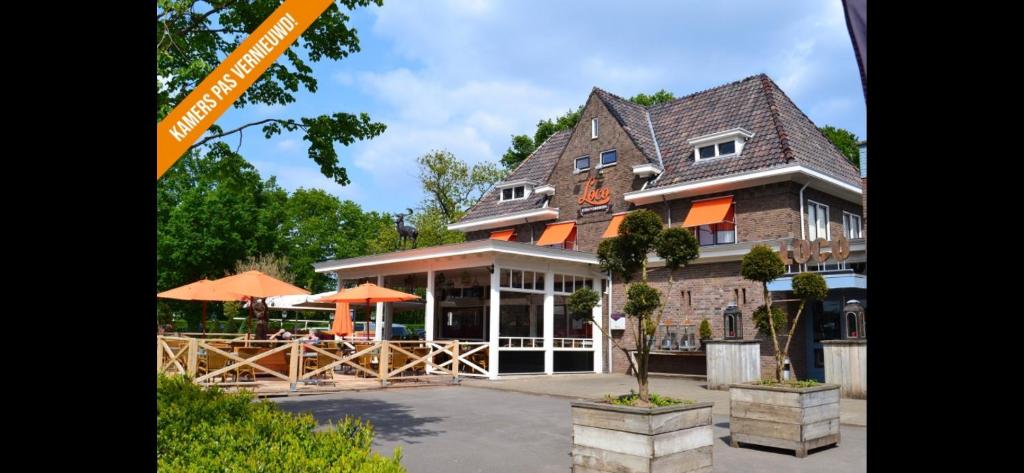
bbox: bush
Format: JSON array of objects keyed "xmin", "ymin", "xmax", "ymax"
[
  {"xmin": 157, "ymin": 375, "xmax": 404, "ymax": 472},
  {"xmin": 752, "ymin": 305, "xmax": 787, "ymax": 336},
  {"xmin": 699, "ymin": 319, "xmax": 712, "ymax": 339},
  {"xmin": 605, "ymin": 391, "xmax": 694, "ymax": 407}
]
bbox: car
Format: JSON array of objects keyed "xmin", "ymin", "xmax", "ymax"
[
  {"xmin": 349, "ymin": 322, "xmax": 413, "ymax": 340},
  {"xmin": 414, "ymin": 329, "xmax": 426, "ymax": 340}
]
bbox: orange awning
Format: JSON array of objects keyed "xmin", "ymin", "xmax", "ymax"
[
  {"xmin": 536, "ymin": 221, "xmax": 576, "ymax": 246},
  {"xmin": 490, "ymin": 229, "xmax": 515, "ymax": 241},
  {"xmin": 681, "ymin": 196, "xmax": 734, "ymax": 227},
  {"xmin": 602, "ymin": 213, "xmax": 627, "ymax": 238}
]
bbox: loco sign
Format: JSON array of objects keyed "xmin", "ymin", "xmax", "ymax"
[
  {"xmin": 578, "ymin": 178, "xmax": 611, "ymax": 206},
  {"xmin": 778, "ymin": 236, "xmax": 851, "ymax": 264}
]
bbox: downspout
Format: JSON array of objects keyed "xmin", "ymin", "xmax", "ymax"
[
  {"xmin": 662, "ymin": 195, "xmax": 671, "ymax": 226},
  {"xmin": 607, "ymin": 271, "xmax": 613, "ymax": 374},
  {"xmin": 799, "ymin": 182, "xmax": 810, "ymax": 240}
]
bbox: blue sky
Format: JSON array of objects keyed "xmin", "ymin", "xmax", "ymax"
[{"xmin": 216, "ymin": 0, "xmax": 865, "ymax": 214}]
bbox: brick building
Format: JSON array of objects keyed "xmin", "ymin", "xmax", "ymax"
[{"xmin": 315, "ymin": 74, "xmax": 866, "ymax": 381}]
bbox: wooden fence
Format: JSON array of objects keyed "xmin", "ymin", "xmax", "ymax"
[{"xmin": 157, "ymin": 335, "xmax": 489, "ymax": 390}]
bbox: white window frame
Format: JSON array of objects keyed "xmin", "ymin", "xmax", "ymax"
[
  {"xmin": 591, "ymin": 118, "xmax": 598, "ymax": 139},
  {"xmin": 695, "ymin": 140, "xmax": 738, "ymax": 161},
  {"xmin": 807, "ymin": 200, "xmax": 830, "ymax": 241},
  {"xmin": 843, "ymin": 211, "xmax": 862, "ymax": 239},
  {"xmin": 500, "ymin": 185, "xmax": 529, "ymax": 202},
  {"xmin": 597, "ymin": 149, "xmax": 618, "ymax": 169},
  {"xmin": 574, "ymin": 155, "xmax": 591, "ymax": 173},
  {"xmin": 688, "ymin": 127, "xmax": 755, "ymax": 162}
]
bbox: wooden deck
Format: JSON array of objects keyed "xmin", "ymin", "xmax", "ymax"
[{"xmin": 158, "ymin": 335, "xmax": 489, "ymax": 395}]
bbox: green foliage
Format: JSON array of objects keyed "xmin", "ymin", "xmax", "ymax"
[
  {"xmin": 567, "ymin": 287, "xmax": 601, "ymax": 320},
  {"xmin": 157, "ymin": 375, "xmax": 404, "ymax": 472},
  {"xmin": 417, "ymin": 150, "xmax": 506, "ymax": 223},
  {"xmin": 699, "ymin": 319, "xmax": 712, "ymax": 339},
  {"xmin": 654, "ymin": 227, "xmax": 699, "ymax": 272},
  {"xmin": 605, "ymin": 391, "xmax": 693, "ymax": 407},
  {"xmin": 501, "ymin": 134, "xmax": 538, "ymax": 170},
  {"xmin": 740, "ymin": 245, "xmax": 786, "ymax": 284},
  {"xmin": 619, "ymin": 210, "xmax": 664, "ymax": 250},
  {"xmin": 628, "ymin": 90, "xmax": 676, "ymax": 107},
  {"xmin": 157, "ymin": 0, "xmax": 386, "ymax": 184},
  {"xmin": 752, "ymin": 305, "xmax": 787, "ymax": 337},
  {"xmin": 598, "ymin": 210, "xmax": 665, "ymax": 281},
  {"xmin": 624, "ymin": 282, "xmax": 661, "ymax": 321},
  {"xmin": 755, "ymin": 378, "xmax": 820, "ymax": 388},
  {"xmin": 596, "ymin": 237, "xmax": 633, "ymax": 281},
  {"xmin": 818, "ymin": 125, "xmax": 860, "ymax": 169},
  {"xmin": 792, "ymin": 272, "xmax": 828, "ymax": 301}
]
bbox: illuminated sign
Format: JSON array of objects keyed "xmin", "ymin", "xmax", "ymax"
[{"xmin": 578, "ymin": 178, "xmax": 611, "ymax": 206}]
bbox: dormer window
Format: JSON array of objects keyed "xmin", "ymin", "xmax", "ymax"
[
  {"xmin": 688, "ymin": 127, "xmax": 755, "ymax": 162},
  {"xmin": 575, "ymin": 156, "xmax": 590, "ymax": 172},
  {"xmin": 591, "ymin": 118, "xmax": 598, "ymax": 139},
  {"xmin": 497, "ymin": 180, "xmax": 536, "ymax": 202}
]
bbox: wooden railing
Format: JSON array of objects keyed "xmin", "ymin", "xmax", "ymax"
[{"xmin": 157, "ymin": 336, "xmax": 490, "ymax": 389}]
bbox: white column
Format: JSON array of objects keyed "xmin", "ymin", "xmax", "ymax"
[
  {"xmin": 592, "ymin": 276, "xmax": 604, "ymax": 373},
  {"xmin": 544, "ymin": 270, "xmax": 554, "ymax": 375},
  {"xmin": 425, "ymin": 269, "xmax": 435, "ymax": 341},
  {"xmin": 488, "ymin": 265, "xmax": 501, "ymax": 379},
  {"xmin": 607, "ymin": 274, "xmax": 614, "ymax": 374},
  {"xmin": 374, "ymin": 275, "xmax": 384, "ymax": 341}
]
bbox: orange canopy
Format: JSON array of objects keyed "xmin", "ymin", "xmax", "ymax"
[
  {"xmin": 316, "ymin": 282, "xmax": 421, "ymax": 304},
  {"xmin": 331, "ymin": 302, "xmax": 354, "ymax": 337},
  {"xmin": 681, "ymin": 196, "xmax": 734, "ymax": 227},
  {"xmin": 602, "ymin": 213, "xmax": 627, "ymax": 238},
  {"xmin": 207, "ymin": 271, "xmax": 310, "ymax": 298},
  {"xmin": 157, "ymin": 279, "xmax": 246, "ymax": 302},
  {"xmin": 490, "ymin": 229, "xmax": 515, "ymax": 241},
  {"xmin": 536, "ymin": 221, "xmax": 576, "ymax": 246}
]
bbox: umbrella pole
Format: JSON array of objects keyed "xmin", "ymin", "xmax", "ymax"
[
  {"xmin": 247, "ymin": 300, "xmax": 254, "ymax": 345},
  {"xmin": 366, "ymin": 301, "xmax": 371, "ymax": 340},
  {"xmin": 202, "ymin": 302, "xmax": 207, "ymax": 335}
]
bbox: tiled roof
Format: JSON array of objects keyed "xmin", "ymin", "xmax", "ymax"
[
  {"xmin": 457, "ymin": 130, "xmax": 571, "ymax": 222},
  {"xmin": 456, "ymin": 74, "xmax": 862, "ymax": 225}
]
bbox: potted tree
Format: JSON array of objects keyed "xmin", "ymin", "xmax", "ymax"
[
  {"xmin": 567, "ymin": 210, "xmax": 713, "ymax": 473},
  {"xmin": 698, "ymin": 319, "xmax": 712, "ymax": 351},
  {"xmin": 729, "ymin": 244, "xmax": 839, "ymax": 457}
]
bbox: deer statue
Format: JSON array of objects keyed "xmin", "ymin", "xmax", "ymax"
[{"xmin": 395, "ymin": 208, "xmax": 418, "ymax": 249}]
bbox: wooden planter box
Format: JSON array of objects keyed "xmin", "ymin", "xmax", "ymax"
[
  {"xmin": 571, "ymin": 400, "xmax": 714, "ymax": 473},
  {"xmin": 729, "ymin": 383, "xmax": 840, "ymax": 457}
]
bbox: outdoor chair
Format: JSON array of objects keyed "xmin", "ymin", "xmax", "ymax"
[
  {"xmin": 233, "ymin": 347, "xmax": 261, "ymax": 382},
  {"xmin": 200, "ymin": 350, "xmax": 236, "ymax": 383},
  {"xmin": 314, "ymin": 349, "xmax": 340, "ymax": 379},
  {"xmin": 388, "ymin": 350, "xmax": 414, "ymax": 377}
]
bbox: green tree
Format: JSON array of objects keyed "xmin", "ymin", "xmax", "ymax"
[
  {"xmin": 417, "ymin": 150, "xmax": 505, "ymax": 224},
  {"xmin": 576, "ymin": 210, "xmax": 699, "ymax": 403},
  {"xmin": 628, "ymin": 89, "xmax": 675, "ymax": 107},
  {"xmin": 157, "ymin": 145, "xmax": 289, "ymax": 330},
  {"xmin": 818, "ymin": 125, "xmax": 860, "ymax": 169},
  {"xmin": 741, "ymin": 245, "xmax": 827, "ymax": 381},
  {"xmin": 500, "ymin": 90, "xmax": 675, "ymax": 170},
  {"xmin": 157, "ymin": 0, "xmax": 386, "ymax": 184}
]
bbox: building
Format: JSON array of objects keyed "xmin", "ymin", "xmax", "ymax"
[{"xmin": 314, "ymin": 74, "xmax": 866, "ymax": 381}]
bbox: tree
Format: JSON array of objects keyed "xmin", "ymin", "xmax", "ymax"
[
  {"xmin": 628, "ymin": 89, "xmax": 675, "ymax": 107},
  {"xmin": 417, "ymin": 150, "xmax": 506, "ymax": 224},
  {"xmin": 570, "ymin": 210, "xmax": 699, "ymax": 404},
  {"xmin": 157, "ymin": 0, "xmax": 386, "ymax": 184},
  {"xmin": 500, "ymin": 90, "xmax": 675, "ymax": 170},
  {"xmin": 819, "ymin": 125, "xmax": 860, "ymax": 169},
  {"xmin": 234, "ymin": 253, "xmax": 295, "ymax": 283},
  {"xmin": 740, "ymin": 245, "xmax": 827, "ymax": 381}
]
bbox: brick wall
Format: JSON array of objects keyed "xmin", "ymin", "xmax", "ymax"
[{"xmin": 803, "ymin": 187, "xmax": 863, "ymax": 240}]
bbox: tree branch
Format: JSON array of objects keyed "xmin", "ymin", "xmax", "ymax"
[{"xmin": 188, "ymin": 118, "xmax": 305, "ymax": 151}]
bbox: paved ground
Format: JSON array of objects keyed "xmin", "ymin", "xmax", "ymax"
[
  {"xmin": 463, "ymin": 373, "xmax": 867, "ymax": 426},
  {"xmin": 274, "ymin": 385, "xmax": 866, "ymax": 473}
]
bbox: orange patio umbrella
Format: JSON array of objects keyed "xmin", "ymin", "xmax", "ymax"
[
  {"xmin": 157, "ymin": 279, "xmax": 246, "ymax": 334},
  {"xmin": 331, "ymin": 302, "xmax": 354, "ymax": 337},
  {"xmin": 317, "ymin": 283, "xmax": 420, "ymax": 340},
  {"xmin": 207, "ymin": 271, "xmax": 310, "ymax": 339}
]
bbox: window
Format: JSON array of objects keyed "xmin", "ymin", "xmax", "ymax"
[
  {"xmin": 807, "ymin": 201, "xmax": 830, "ymax": 240},
  {"xmin": 591, "ymin": 118, "xmax": 598, "ymax": 139},
  {"xmin": 500, "ymin": 185, "xmax": 527, "ymax": 201},
  {"xmin": 696, "ymin": 140, "xmax": 737, "ymax": 160},
  {"xmin": 694, "ymin": 206, "xmax": 736, "ymax": 246},
  {"xmin": 575, "ymin": 156, "xmax": 590, "ymax": 171},
  {"xmin": 843, "ymin": 212, "xmax": 862, "ymax": 239},
  {"xmin": 600, "ymin": 150, "xmax": 617, "ymax": 167}
]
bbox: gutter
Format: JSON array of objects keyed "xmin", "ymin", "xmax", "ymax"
[{"xmin": 799, "ymin": 181, "xmax": 810, "ymax": 240}]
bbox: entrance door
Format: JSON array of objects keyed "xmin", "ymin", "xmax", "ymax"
[{"xmin": 805, "ymin": 300, "xmax": 841, "ymax": 382}]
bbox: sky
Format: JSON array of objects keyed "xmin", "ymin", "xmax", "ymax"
[{"xmin": 216, "ymin": 0, "xmax": 865, "ymax": 215}]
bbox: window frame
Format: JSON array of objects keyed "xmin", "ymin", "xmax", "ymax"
[
  {"xmin": 807, "ymin": 200, "xmax": 830, "ymax": 240},
  {"xmin": 694, "ymin": 139, "xmax": 739, "ymax": 161},
  {"xmin": 574, "ymin": 156, "xmax": 591, "ymax": 173},
  {"xmin": 598, "ymin": 149, "xmax": 618, "ymax": 168},
  {"xmin": 692, "ymin": 201, "xmax": 736, "ymax": 247},
  {"xmin": 842, "ymin": 211, "xmax": 862, "ymax": 239},
  {"xmin": 499, "ymin": 185, "xmax": 528, "ymax": 202},
  {"xmin": 591, "ymin": 118, "xmax": 598, "ymax": 139}
]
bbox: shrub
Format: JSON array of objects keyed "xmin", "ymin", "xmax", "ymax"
[
  {"xmin": 699, "ymin": 319, "xmax": 712, "ymax": 339},
  {"xmin": 157, "ymin": 375, "xmax": 405, "ymax": 472},
  {"xmin": 752, "ymin": 305, "xmax": 787, "ymax": 337},
  {"xmin": 605, "ymin": 391, "xmax": 694, "ymax": 407}
]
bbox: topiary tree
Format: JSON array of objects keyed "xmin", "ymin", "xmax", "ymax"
[
  {"xmin": 699, "ymin": 318, "xmax": 712, "ymax": 341},
  {"xmin": 742, "ymin": 245, "xmax": 828, "ymax": 380},
  {"xmin": 571, "ymin": 210, "xmax": 699, "ymax": 404}
]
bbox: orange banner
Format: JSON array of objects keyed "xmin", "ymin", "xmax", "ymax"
[{"xmin": 156, "ymin": 0, "xmax": 335, "ymax": 180}]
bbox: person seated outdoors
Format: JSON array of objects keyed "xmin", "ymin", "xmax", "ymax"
[
  {"xmin": 301, "ymin": 330, "xmax": 320, "ymax": 344},
  {"xmin": 269, "ymin": 328, "xmax": 292, "ymax": 340}
]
